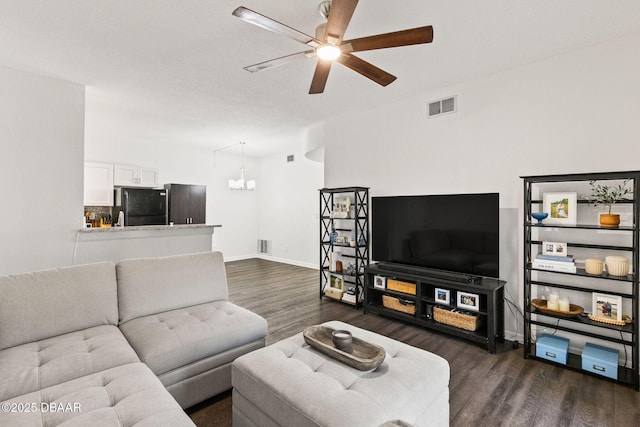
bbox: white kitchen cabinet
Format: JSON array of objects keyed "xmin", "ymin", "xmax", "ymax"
[
  {"xmin": 114, "ymin": 164, "xmax": 159, "ymax": 188},
  {"xmin": 84, "ymin": 162, "xmax": 114, "ymax": 206}
]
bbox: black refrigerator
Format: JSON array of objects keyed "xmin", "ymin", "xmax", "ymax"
[{"xmin": 116, "ymin": 188, "xmax": 168, "ymax": 226}]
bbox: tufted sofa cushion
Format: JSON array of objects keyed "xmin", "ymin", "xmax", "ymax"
[
  {"xmin": 232, "ymin": 321, "xmax": 450, "ymax": 427},
  {"xmin": 0, "ymin": 362, "xmax": 194, "ymax": 426},
  {"xmin": 119, "ymin": 300, "xmax": 268, "ymax": 375},
  {"xmin": 0, "ymin": 325, "xmax": 140, "ymax": 402}
]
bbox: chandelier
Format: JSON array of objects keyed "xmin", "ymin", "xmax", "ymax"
[{"xmin": 228, "ymin": 142, "xmax": 256, "ymax": 191}]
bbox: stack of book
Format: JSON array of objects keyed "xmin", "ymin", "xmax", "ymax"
[
  {"xmin": 342, "ymin": 288, "xmax": 357, "ymax": 304},
  {"xmin": 533, "ymin": 253, "xmax": 576, "ymax": 273}
]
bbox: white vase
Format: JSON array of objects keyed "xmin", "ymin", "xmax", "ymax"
[
  {"xmin": 585, "ymin": 258, "xmax": 604, "ymax": 275},
  {"xmin": 605, "ymin": 256, "xmax": 629, "ymax": 277}
]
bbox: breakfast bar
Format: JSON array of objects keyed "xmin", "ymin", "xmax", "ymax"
[{"xmin": 73, "ymin": 224, "xmax": 221, "ymax": 265}]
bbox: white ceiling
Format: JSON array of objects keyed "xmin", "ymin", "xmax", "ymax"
[{"xmin": 1, "ymin": 0, "xmax": 640, "ymax": 157}]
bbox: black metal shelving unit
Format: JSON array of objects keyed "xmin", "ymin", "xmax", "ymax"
[
  {"xmin": 319, "ymin": 187, "xmax": 369, "ymax": 307},
  {"xmin": 522, "ymin": 170, "xmax": 640, "ymax": 390}
]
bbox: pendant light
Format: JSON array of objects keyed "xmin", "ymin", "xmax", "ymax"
[{"xmin": 228, "ymin": 142, "xmax": 256, "ymax": 191}]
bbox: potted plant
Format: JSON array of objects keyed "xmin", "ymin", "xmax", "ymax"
[{"xmin": 586, "ymin": 179, "xmax": 633, "ymax": 227}]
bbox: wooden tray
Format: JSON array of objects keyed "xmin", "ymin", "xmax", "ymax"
[
  {"xmin": 531, "ymin": 298, "xmax": 583, "ymax": 317},
  {"xmin": 303, "ymin": 325, "xmax": 386, "ymax": 371}
]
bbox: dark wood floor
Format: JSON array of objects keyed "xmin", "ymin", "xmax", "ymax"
[{"xmin": 187, "ymin": 258, "xmax": 640, "ymax": 426}]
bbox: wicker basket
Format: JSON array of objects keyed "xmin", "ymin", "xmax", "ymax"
[
  {"xmin": 433, "ymin": 306, "xmax": 481, "ymax": 331},
  {"xmin": 382, "ymin": 295, "xmax": 416, "ymax": 315},
  {"xmin": 386, "ymin": 279, "xmax": 417, "ymax": 295},
  {"xmin": 324, "ymin": 287, "xmax": 344, "ymax": 301}
]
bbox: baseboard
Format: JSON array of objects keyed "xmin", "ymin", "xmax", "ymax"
[
  {"xmin": 504, "ymin": 329, "xmax": 523, "ymax": 345},
  {"xmin": 223, "ymin": 253, "xmax": 317, "ymax": 270},
  {"xmin": 222, "ymin": 254, "xmax": 260, "ymax": 262},
  {"xmin": 255, "ymin": 254, "xmax": 317, "ymax": 270}
]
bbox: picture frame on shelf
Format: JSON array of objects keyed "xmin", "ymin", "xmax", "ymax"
[
  {"xmin": 542, "ymin": 241, "xmax": 568, "ymax": 256},
  {"xmin": 592, "ymin": 292, "xmax": 622, "ymax": 321},
  {"xmin": 435, "ymin": 288, "xmax": 451, "ymax": 304},
  {"xmin": 543, "ymin": 192, "xmax": 577, "ymax": 225},
  {"xmin": 457, "ymin": 291, "xmax": 480, "ymax": 311},
  {"xmin": 329, "ymin": 273, "xmax": 343, "ymax": 290},
  {"xmin": 333, "ymin": 198, "xmax": 352, "ymax": 218},
  {"xmin": 373, "ymin": 275, "xmax": 386, "ymax": 290}
]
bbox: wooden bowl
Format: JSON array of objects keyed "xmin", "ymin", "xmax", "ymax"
[{"xmin": 531, "ymin": 299, "xmax": 583, "ymax": 317}]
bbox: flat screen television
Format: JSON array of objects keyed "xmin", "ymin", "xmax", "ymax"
[{"xmin": 371, "ymin": 193, "xmax": 499, "ymax": 279}]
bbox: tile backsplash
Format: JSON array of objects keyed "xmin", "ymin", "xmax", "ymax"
[{"xmin": 84, "ymin": 206, "xmax": 116, "ymax": 227}]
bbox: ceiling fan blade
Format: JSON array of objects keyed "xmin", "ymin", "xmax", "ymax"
[
  {"xmin": 244, "ymin": 51, "xmax": 315, "ymax": 73},
  {"xmin": 324, "ymin": 0, "xmax": 359, "ymax": 44},
  {"xmin": 336, "ymin": 53, "xmax": 397, "ymax": 87},
  {"xmin": 232, "ymin": 6, "xmax": 321, "ymax": 47},
  {"xmin": 343, "ymin": 26, "xmax": 434, "ymax": 52},
  {"xmin": 309, "ymin": 60, "xmax": 333, "ymax": 94}
]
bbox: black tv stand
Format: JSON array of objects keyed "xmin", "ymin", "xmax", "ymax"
[{"xmin": 365, "ymin": 262, "xmax": 507, "ymax": 353}]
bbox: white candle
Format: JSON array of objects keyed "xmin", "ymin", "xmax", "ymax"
[
  {"xmin": 547, "ymin": 299, "xmax": 559, "ymax": 311},
  {"xmin": 558, "ymin": 298, "xmax": 570, "ymax": 312}
]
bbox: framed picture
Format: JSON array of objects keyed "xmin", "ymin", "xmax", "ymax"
[
  {"xmin": 592, "ymin": 292, "xmax": 622, "ymax": 321},
  {"xmin": 543, "ymin": 192, "xmax": 577, "ymax": 225},
  {"xmin": 457, "ymin": 291, "xmax": 480, "ymax": 311},
  {"xmin": 435, "ymin": 288, "xmax": 451, "ymax": 304},
  {"xmin": 333, "ymin": 198, "xmax": 352, "ymax": 218},
  {"xmin": 329, "ymin": 273, "xmax": 343, "ymax": 290},
  {"xmin": 542, "ymin": 241, "xmax": 568, "ymax": 256},
  {"xmin": 373, "ymin": 275, "xmax": 386, "ymax": 290}
]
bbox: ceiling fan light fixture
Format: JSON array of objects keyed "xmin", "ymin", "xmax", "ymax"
[
  {"xmin": 316, "ymin": 44, "xmax": 341, "ymax": 60},
  {"xmin": 233, "ymin": 3, "xmax": 434, "ymax": 94},
  {"xmin": 315, "ymin": 22, "xmax": 328, "ymax": 40}
]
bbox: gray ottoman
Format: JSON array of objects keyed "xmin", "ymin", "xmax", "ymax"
[{"xmin": 232, "ymin": 321, "xmax": 450, "ymax": 427}]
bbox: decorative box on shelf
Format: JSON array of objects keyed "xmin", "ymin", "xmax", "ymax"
[
  {"xmin": 325, "ymin": 287, "xmax": 344, "ymax": 301},
  {"xmin": 382, "ymin": 295, "xmax": 416, "ymax": 315},
  {"xmin": 582, "ymin": 343, "xmax": 619, "ymax": 380},
  {"xmin": 433, "ymin": 306, "xmax": 481, "ymax": 331},
  {"xmin": 386, "ymin": 279, "xmax": 416, "ymax": 295},
  {"xmin": 536, "ymin": 334, "xmax": 569, "ymax": 365}
]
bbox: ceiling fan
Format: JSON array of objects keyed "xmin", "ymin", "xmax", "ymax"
[{"xmin": 232, "ymin": 0, "xmax": 434, "ymax": 94}]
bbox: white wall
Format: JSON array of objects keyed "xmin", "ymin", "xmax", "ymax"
[
  {"xmin": 323, "ymin": 33, "xmax": 640, "ymax": 340},
  {"xmin": 0, "ymin": 65, "xmax": 85, "ymax": 276},
  {"xmin": 84, "ymin": 138, "xmax": 259, "ymax": 260},
  {"xmin": 256, "ymin": 146, "xmax": 324, "ymax": 268}
]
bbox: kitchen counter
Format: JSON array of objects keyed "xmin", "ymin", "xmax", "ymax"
[
  {"xmin": 74, "ymin": 224, "xmax": 222, "ymax": 265},
  {"xmin": 79, "ymin": 224, "xmax": 221, "ymax": 233}
]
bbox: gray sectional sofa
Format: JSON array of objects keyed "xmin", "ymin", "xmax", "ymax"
[{"xmin": 0, "ymin": 251, "xmax": 268, "ymax": 426}]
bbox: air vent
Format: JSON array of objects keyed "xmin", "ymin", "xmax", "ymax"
[
  {"xmin": 427, "ymin": 96, "xmax": 457, "ymax": 118},
  {"xmin": 257, "ymin": 239, "xmax": 272, "ymax": 255},
  {"xmin": 287, "ymin": 154, "xmax": 295, "ymax": 162}
]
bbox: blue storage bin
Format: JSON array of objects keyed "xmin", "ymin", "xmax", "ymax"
[
  {"xmin": 536, "ymin": 334, "xmax": 569, "ymax": 365},
  {"xmin": 582, "ymin": 343, "xmax": 619, "ymax": 380}
]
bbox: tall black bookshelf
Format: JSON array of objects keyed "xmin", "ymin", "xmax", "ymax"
[
  {"xmin": 522, "ymin": 170, "xmax": 639, "ymax": 390},
  {"xmin": 319, "ymin": 187, "xmax": 369, "ymax": 307}
]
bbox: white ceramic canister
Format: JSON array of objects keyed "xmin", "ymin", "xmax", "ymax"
[
  {"xmin": 584, "ymin": 258, "xmax": 604, "ymax": 275},
  {"xmin": 605, "ymin": 256, "xmax": 630, "ymax": 277}
]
